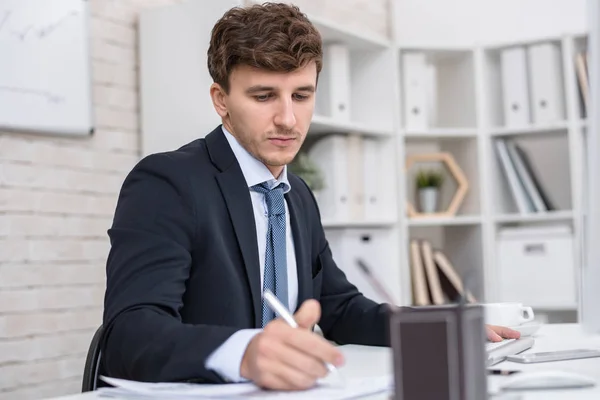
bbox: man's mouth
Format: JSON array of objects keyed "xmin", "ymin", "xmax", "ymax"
[{"xmin": 268, "ymin": 137, "xmax": 296, "ymax": 146}]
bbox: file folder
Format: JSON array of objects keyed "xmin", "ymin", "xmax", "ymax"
[
  {"xmin": 527, "ymin": 42, "xmax": 565, "ymax": 124},
  {"xmin": 500, "ymin": 46, "xmax": 531, "ymax": 127},
  {"xmin": 308, "ymin": 135, "xmax": 350, "ymax": 222},
  {"xmin": 402, "ymin": 52, "xmax": 430, "ymax": 130},
  {"xmin": 316, "ymin": 44, "xmax": 351, "ymax": 121}
]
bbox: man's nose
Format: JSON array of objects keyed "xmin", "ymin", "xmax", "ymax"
[{"xmin": 274, "ymin": 98, "xmax": 296, "ymax": 129}]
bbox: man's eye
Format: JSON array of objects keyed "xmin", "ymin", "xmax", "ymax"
[
  {"xmin": 255, "ymin": 94, "xmax": 271, "ymax": 101},
  {"xmin": 293, "ymin": 94, "xmax": 309, "ymax": 101}
]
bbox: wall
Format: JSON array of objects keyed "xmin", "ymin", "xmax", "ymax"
[
  {"xmin": 0, "ymin": 0, "xmax": 390, "ymax": 398},
  {"xmin": 394, "ymin": 0, "xmax": 587, "ymax": 47}
]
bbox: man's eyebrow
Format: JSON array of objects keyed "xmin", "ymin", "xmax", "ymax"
[
  {"xmin": 246, "ymin": 85, "xmax": 274, "ymax": 94},
  {"xmin": 296, "ymin": 85, "xmax": 315, "ymax": 92},
  {"xmin": 245, "ymin": 85, "xmax": 316, "ymax": 94}
]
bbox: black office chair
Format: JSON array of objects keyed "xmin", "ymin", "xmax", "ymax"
[{"xmin": 82, "ymin": 324, "xmax": 104, "ymax": 392}]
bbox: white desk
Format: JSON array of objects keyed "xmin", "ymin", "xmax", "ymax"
[{"xmin": 47, "ymin": 323, "xmax": 600, "ymax": 400}]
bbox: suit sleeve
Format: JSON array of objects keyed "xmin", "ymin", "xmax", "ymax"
[{"xmin": 101, "ymin": 154, "xmax": 239, "ymax": 383}]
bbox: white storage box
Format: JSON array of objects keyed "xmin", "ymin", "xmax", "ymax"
[{"xmin": 496, "ymin": 225, "xmax": 577, "ymax": 309}]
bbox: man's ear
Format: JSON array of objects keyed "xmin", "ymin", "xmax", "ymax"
[{"xmin": 210, "ymin": 83, "xmax": 228, "ymax": 118}]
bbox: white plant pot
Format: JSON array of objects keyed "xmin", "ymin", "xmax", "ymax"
[{"xmin": 419, "ymin": 187, "xmax": 439, "ymax": 213}]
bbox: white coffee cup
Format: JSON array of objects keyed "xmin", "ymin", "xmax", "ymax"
[{"xmin": 482, "ymin": 302, "xmax": 534, "ymax": 327}]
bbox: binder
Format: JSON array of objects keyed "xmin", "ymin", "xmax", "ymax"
[
  {"xmin": 346, "ymin": 133, "xmax": 365, "ymax": 221},
  {"xmin": 495, "ymin": 139, "xmax": 534, "ymax": 214},
  {"xmin": 500, "ymin": 46, "xmax": 531, "ymax": 127},
  {"xmin": 505, "ymin": 141, "xmax": 547, "ymax": 212},
  {"xmin": 425, "ymin": 63, "xmax": 437, "ymax": 129},
  {"xmin": 527, "ymin": 42, "xmax": 565, "ymax": 124},
  {"xmin": 402, "ymin": 52, "xmax": 430, "ymax": 130},
  {"xmin": 513, "ymin": 144, "xmax": 555, "ymax": 211},
  {"xmin": 315, "ymin": 44, "xmax": 351, "ymax": 121},
  {"xmin": 362, "ymin": 137, "xmax": 381, "ymax": 220},
  {"xmin": 307, "ymin": 135, "xmax": 350, "ymax": 222}
]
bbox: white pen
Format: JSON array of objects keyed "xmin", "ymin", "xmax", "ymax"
[{"xmin": 262, "ymin": 289, "xmax": 342, "ymax": 380}]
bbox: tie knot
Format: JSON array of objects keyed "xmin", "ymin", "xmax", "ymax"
[{"xmin": 252, "ymin": 182, "xmax": 286, "ymax": 216}]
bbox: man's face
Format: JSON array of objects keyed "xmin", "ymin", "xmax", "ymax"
[{"xmin": 211, "ymin": 62, "xmax": 317, "ymax": 177}]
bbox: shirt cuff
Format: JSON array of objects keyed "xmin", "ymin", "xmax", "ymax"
[{"xmin": 205, "ymin": 329, "xmax": 262, "ymax": 382}]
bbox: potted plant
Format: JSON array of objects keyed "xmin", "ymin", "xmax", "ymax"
[
  {"xmin": 289, "ymin": 153, "xmax": 325, "ymax": 199},
  {"xmin": 416, "ymin": 168, "xmax": 444, "ymax": 213}
]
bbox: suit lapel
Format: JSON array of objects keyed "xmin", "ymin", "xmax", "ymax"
[
  {"xmin": 286, "ymin": 188, "xmax": 312, "ymax": 310},
  {"xmin": 206, "ymin": 127, "xmax": 262, "ymax": 327}
]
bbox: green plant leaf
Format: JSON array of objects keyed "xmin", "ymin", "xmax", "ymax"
[
  {"xmin": 415, "ymin": 168, "xmax": 445, "ymax": 189},
  {"xmin": 289, "ymin": 153, "xmax": 325, "ymax": 191}
]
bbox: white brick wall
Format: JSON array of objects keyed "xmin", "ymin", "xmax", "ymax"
[{"xmin": 0, "ymin": 0, "xmax": 389, "ymax": 398}]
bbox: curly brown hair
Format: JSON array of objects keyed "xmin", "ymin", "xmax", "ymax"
[{"xmin": 207, "ymin": 2, "xmax": 323, "ymax": 93}]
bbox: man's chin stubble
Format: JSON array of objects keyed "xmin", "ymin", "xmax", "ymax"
[{"xmin": 262, "ymin": 158, "xmax": 289, "ymax": 167}]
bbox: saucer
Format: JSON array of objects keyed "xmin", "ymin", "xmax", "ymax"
[{"xmin": 508, "ymin": 322, "xmax": 542, "ymax": 337}]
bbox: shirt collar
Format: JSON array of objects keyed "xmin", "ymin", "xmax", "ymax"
[{"xmin": 221, "ymin": 125, "xmax": 291, "ymax": 193}]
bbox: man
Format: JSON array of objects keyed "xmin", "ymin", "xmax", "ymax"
[{"xmin": 101, "ymin": 2, "xmax": 519, "ymax": 391}]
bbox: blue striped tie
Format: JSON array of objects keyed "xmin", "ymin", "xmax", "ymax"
[{"xmin": 252, "ymin": 182, "xmax": 288, "ymax": 327}]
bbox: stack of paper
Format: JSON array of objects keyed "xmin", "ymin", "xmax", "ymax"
[{"xmin": 97, "ymin": 374, "xmax": 393, "ymax": 400}]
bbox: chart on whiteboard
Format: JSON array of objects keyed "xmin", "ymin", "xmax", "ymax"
[{"xmin": 0, "ymin": 0, "xmax": 93, "ymax": 135}]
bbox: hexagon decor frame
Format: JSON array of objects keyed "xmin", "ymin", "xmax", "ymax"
[{"xmin": 405, "ymin": 152, "xmax": 469, "ymax": 218}]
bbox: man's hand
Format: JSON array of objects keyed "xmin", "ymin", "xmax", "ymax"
[
  {"xmin": 486, "ymin": 324, "xmax": 521, "ymax": 342},
  {"xmin": 240, "ymin": 299, "xmax": 344, "ymax": 390}
]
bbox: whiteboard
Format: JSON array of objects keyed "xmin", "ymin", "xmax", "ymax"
[{"xmin": 0, "ymin": 0, "xmax": 93, "ymax": 135}]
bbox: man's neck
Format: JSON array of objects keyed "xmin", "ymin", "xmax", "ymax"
[
  {"xmin": 267, "ymin": 165, "xmax": 285, "ymax": 180},
  {"xmin": 221, "ymin": 121, "xmax": 285, "ymax": 181}
]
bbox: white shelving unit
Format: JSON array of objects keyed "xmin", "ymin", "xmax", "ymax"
[{"xmin": 395, "ymin": 33, "xmax": 589, "ymax": 315}]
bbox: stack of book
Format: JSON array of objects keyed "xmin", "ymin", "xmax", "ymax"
[
  {"xmin": 409, "ymin": 239, "xmax": 477, "ymax": 306},
  {"xmin": 494, "ymin": 138, "xmax": 554, "ymax": 214}
]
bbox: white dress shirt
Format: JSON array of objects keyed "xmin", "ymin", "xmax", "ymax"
[{"xmin": 204, "ymin": 126, "xmax": 299, "ymax": 382}]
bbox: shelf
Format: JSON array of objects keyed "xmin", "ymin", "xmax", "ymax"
[
  {"xmin": 403, "ymin": 128, "xmax": 478, "ymax": 139},
  {"xmin": 494, "ymin": 210, "xmax": 574, "ymax": 224},
  {"xmin": 309, "ymin": 114, "xmax": 394, "ymax": 137},
  {"xmin": 322, "ymin": 219, "xmax": 397, "ymax": 229},
  {"xmin": 407, "ymin": 215, "xmax": 482, "ymax": 227},
  {"xmin": 484, "ymin": 34, "xmax": 565, "ymax": 51},
  {"xmin": 398, "ymin": 46, "xmax": 474, "ymax": 59},
  {"xmin": 308, "ymin": 14, "xmax": 391, "ymax": 50},
  {"xmin": 490, "ymin": 121, "xmax": 569, "ymax": 137}
]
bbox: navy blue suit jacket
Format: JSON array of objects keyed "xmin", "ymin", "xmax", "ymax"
[{"xmin": 100, "ymin": 126, "xmax": 391, "ymax": 383}]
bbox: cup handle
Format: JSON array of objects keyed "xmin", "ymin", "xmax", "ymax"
[{"xmin": 520, "ymin": 306, "xmax": 534, "ymax": 323}]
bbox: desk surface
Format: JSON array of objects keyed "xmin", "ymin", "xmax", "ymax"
[{"xmin": 47, "ymin": 323, "xmax": 600, "ymax": 400}]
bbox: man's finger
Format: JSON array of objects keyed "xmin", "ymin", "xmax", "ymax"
[
  {"xmin": 294, "ymin": 299, "xmax": 321, "ymax": 330},
  {"xmin": 490, "ymin": 325, "xmax": 521, "ymax": 339},
  {"xmin": 257, "ymin": 356, "xmax": 317, "ymax": 390},
  {"xmin": 268, "ymin": 340, "xmax": 328, "ymax": 379},
  {"xmin": 283, "ymin": 329, "xmax": 344, "ymax": 367},
  {"xmin": 486, "ymin": 326, "xmax": 503, "ymax": 342}
]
